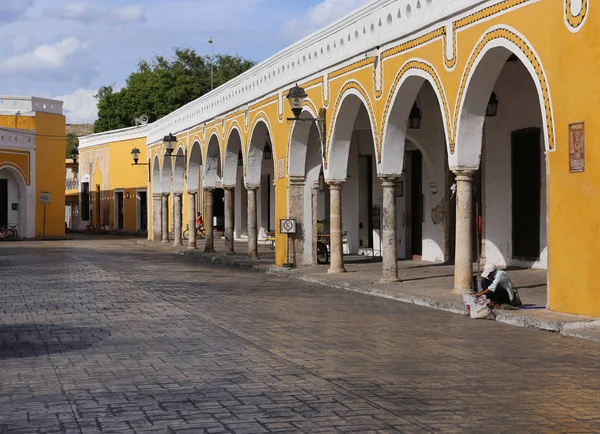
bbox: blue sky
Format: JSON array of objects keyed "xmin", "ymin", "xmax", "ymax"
[{"xmin": 0, "ymin": 0, "xmax": 371, "ymax": 124}]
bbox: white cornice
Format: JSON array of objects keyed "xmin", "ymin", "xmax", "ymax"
[
  {"xmin": 0, "ymin": 96, "xmax": 63, "ymax": 116},
  {"xmin": 0, "ymin": 127, "xmax": 36, "ymax": 150},
  {"xmin": 79, "ymin": 125, "xmax": 149, "ymax": 149},
  {"xmin": 144, "ymin": 0, "xmax": 490, "ymax": 145}
]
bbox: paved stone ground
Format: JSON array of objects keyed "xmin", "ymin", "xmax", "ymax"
[{"xmin": 1, "ymin": 238, "xmax": 600, "ymax": 433}]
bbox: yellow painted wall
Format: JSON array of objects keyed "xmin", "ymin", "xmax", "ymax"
[{"xmin": 0, "ymin": 112, "xmax": 66, "ymax": 238}]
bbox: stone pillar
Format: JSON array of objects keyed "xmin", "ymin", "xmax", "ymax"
[
  {"xmin": 311, "ymin": 184, "xmax": 319, "ymax": 265},
  {"xmin": 247, "ymin": 185, "xmax": 259, "ymax": 259},
  {"xmin": 288, "ymin": 176, "xmax": 305, "ymax": 266},
  {"xmin": 173, "ymin": 193, "xmax": 183, "ymax": 246},
  {"xmin": 452, "ymin": 169, "xmax": 476, "ymax": 295},
  {"xmin": 187, "ymin": 191, "xmax": 197, "ymax": 250},
  {"xmin": 380, "ymin": 177, "xmax": 400, "ymax": 283},
  {"xmin": 152, "ymin": 194, "xmax": 162, "ymax": 242},
  {"xmin": 204, "ymin": 188, "xmax": 215, "ymax": 253},
  {"xmin": 327, "ymin": 181, "xmax": 346, "ymax": 274},
  {"xmin": 161, "ymin": 193, "xmax": 169, "ymax": 243},
  {"xmin": 224, "ymin": 186, "xmax": 235, "ymax": 255}
]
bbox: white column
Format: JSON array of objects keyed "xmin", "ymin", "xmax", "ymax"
[
  {"xmin": 152, "ymin": 193, "xmax": 162, "ymax": 242},
  {"xmin": 247, "ymin": 185, "xmax": 259, "ymax": 259},
  {"xmin": 452, "ymin": 169, "xmax": 476, "ymax": 295},
  {"xmin": 173, "ymin": 193, "xmax": 183, "ymax": 246},
  {"xmin": 224, "ymin": 186, "xmax": 235, "ymax": 255},
  {"xmin": 327, "ymin": 181, "xmax": 346, "ymax": 274},
  {"xmin": 161, "ymin": 193, "xmax": 169, "ymax": 243},
  {"xmin": 204, "ymin": 188, "xmax": 215, "ymax": 253},
  {"xmin": 187, "ymin": 191, "xmax": 197, "ymax": 250},
  {"xmin": 380, "ymin": 177, "xmax": 400, "ymax": 283}
]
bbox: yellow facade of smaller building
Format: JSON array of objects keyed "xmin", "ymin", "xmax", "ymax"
[
  {"xmin": 0, "ymin": 97, "xmax": 66, "ymax": 238},
  {"xmin": 77, "ymin": 127, "xmax": 149, "ymax": 234}
]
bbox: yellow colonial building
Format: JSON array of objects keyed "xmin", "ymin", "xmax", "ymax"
[
  {"xmin": 79, "ymin": 0, "xmax": 599, "ymax": 316},
  {"xmin": 76, "ymin": 126, "xmax": 149, "ymax": 234},
  {"xmin": 0, "ymin": 96, "xmax": 66, "ymax": 238}
]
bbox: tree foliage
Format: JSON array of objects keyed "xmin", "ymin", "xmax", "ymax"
[
  {"xmin": 66, "ymin": 133, "xmax": 78, "ymax": 158},
  {"xmin": 94, "ymin": 48, "xmax": 255, "ymax": 133}
]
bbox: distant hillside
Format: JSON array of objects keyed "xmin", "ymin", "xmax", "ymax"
[{"xmin": 66, "ymin": 124, "xmax": 94, "ymax": 137}]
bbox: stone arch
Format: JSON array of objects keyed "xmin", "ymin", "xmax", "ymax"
[
  {"xmin": 287, "ymin": 105, "xmax": 322, "ymax": 178},
  {"xmin": 204, "ymin": 133, "xmax": 221, "ymax": 188},
  {"xmin": 187, "ymin": 141, "xmax": 202, "ymax": 192},
  {"xmin": 173, "ymin": 144, "xmax": 186, "ymax": 194},
  {"xmin": 245, "ymin": 116, "xmax": 274, "ymax": 186},
  {"xmin": 405, "ymin": 133, "xmax": 438, "ymax": 191},
  {"xmin": 223, "ymin": 127, "xmax": 243, "ymax": 187},
  {"xmin": 152, "ymin": 155, "xmax": 161, "ymax": 194},
  {"xmin": 380, "ymin": 60, "xmax": 451, "ymax": 176},
  {"xmin": 161, "ymin": 153, "xmax": 172, "ymax": 194},
  {"xmin": 326, "ymin": 83, "xmax": 377, "ymax": 180},
  {"xmin": 453, "ymin": 26, "xmax": 555, "ymax": 168},
  {"xmin": 0, "ymin": 165, "xmax": 32, "ymax": 238}
]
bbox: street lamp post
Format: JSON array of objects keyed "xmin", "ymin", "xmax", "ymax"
[{"xmin": 208, "ymin": 37, "xmax": 214, "ymax": 91}]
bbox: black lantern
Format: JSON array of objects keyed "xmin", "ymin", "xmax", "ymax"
[
  {"xmin": 263, "ymin": 141, "xmax": 272, "ymax": 160},
  {"xmin": 286, "ymin": 84, "xmax": 308, "ymax": 120},
  {"xmin": 71, "ymin": 146, "xmax": 79, "ymax": 164},
  {"xmin": 131, "ymin": 147, "xmax": 141, "ymax": 165},
  {"xmin": 486, "ymin": 92, "xmax": 499, "ymax": 117},
  {"xmin": 237, "ymin": 150, "xmax": 243, "ymax": 167},
  {"xmin": 163, "ymin": 133, "xmax": 177, "ymax": 156},
  {"xmin": 409, "ymin": 102, "xmax": 422, "ymax": 129}
]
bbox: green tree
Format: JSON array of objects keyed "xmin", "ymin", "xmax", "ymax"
[
  {"xmin": 94, "ymin": 48, "xmax": 255, "ymax": 133},
  {"xmin": 66, "ymin": 133, "xmax": 79, "ymax": 158}
]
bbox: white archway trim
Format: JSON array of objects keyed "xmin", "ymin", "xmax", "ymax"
[
  {"xmin": 326, "ymin": 80, "xmax": 377, "ymax": 180},
  {"xmin": 0, "ymin": 165, "xmax": 34, "ymax": 238},
  {"xmin": 203, "ymin": 133, "xmax": 221, "ymax": 189},
  {"xmin": 245, "ymin": 115, "xmax": 275, "ymax": 186},
  {"xmin": 565, "ymin": 0, "xmax": 589, "ymax": 32},
  {"xmin": 152, "ymin": 155, "xmax": 161, "ymax": 194},
  {"xmin": 380, "ymin": 59, "xmax": 451, "ymax": 176},
  {"xmin": 454, "ymin": 25, "xmax": 556, "ymax": 167},
  {"xmin": 405, "ymin": 134, "xmax": 438, "ymax": 193},
  {"xmin": 223, "ymin": 126, "xmax": 244, "ymax": 187},
  {"xmin": 287, "ymin": 104, "xmax": 320, "ymax": 178}
]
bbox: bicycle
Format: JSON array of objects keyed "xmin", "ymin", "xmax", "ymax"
[
  {"xmin": 85, "ymin": 224, "xmax": 106, "ymax": 235},
  {"xmin": 183, "ymin": 224, "xmax": 206, "ymax": 240},
  {"xmin": 0, "ymin": 225, "xmax": 17, "ymax": 241},
  {"xmin": 317, "ymin": 234, "xmax": 329, "ymax": 264}
]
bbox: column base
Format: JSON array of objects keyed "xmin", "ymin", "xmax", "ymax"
[
  {"xmin": 188, "ymin": 245, "xmax": 197, "ymax": 250},
  {"xmin": 225, "ymin": 251, "xmax": 235, "ymax": 256},
  {"xmin": 205, "ymin": 248, "xmax": 215, "ymax": 253},
  {"xmin": 380, "ymin": 276, "xmax": 401, "ymax": 284},
  {"xmin": 161, "ymin": 240, "xmax": 170, "ymax": 244},
  {"xmin": 327, "ymin": 267, "xmax": 346, "ymax": 274},
  {"xmin": 451, "ymin": 286, "xmax": 475, "ymax": 295},
  {"xmin": 248, "ymin": 254, "xmax": 259, "ymax": 260},
  {"xmin": 174, "ymin": 242, "xmax": 182, "ymax": 247}
]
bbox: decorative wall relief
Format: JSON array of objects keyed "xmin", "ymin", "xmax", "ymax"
[{"xmin": 431, "ymin": 199, "xmax": 446, "ymax": 225}]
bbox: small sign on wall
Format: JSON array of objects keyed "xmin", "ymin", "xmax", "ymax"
[
  {"xmin": 280, "ymin": 218, "xmax": 297, "ymax": 234},
  {"xmin": 569, "ymin": 122, "xmax": 585, "ymax": 173},
  {"xmin": 39, "ymin": 192, "xmax": 51, "ymax": 203},
  {"xmin": 11, "ymin": 203, "xmax": 18, "ymax": 211}
]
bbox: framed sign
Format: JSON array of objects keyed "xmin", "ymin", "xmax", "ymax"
[
  {"xmin": 39, "ymin": 192, "xmax": 51, "ymax": 203},
  {"xmin": 569, "ymin": 122, "xmax": 585, "ymax": 173},
  {"xmin": 280, "ymin": 219, "xmax": 297, "ymax": 234}
]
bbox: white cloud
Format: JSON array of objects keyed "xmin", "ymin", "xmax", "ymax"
[
  {"xmin": 54, "ymin": 88, "xmax": 98, "ymax": 124},
  {"xmin": 0, "ymin": 0, "xmax": 35, "ymax": 23},
  {"xmin": 283, "ymin": 0, "xmax": 371, "ymax": 40},
  {"xmin": 47, "ymin": 2, "xmax": 146, "ymax": 25},
  {"xmin": 0, "ymin": 37, "xmax": 88, "ymax": 75}
]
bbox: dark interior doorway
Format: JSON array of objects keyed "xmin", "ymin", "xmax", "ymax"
[
  {"xmin": 0, "ymin": 179, "xmax": 7, "ymax": 227},
  {"xmin": 213, "ymin": 188, "xmax": 225, "ymax": 231},
  {"xmin": 116, "ymin": 192, "xmax": 124, "ymax": 230},
  {"xmin": 512, "ymin": 128, "xmax": 541, "ymax": 260},
  {"xmin": 139, "ymin": 191, "xmax": 147, "ymax": 231},
  {"xmin": 409, "ymin": 151, "xmax": 423, "ymax": 257}
]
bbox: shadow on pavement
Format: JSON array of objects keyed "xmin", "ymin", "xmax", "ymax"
[{"xmin": 0, "ymin": 324, "xmax": 108, "ymax": 359}]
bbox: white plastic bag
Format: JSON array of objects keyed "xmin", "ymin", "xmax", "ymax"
[
  {"xmin": 470, "ymin": 303, "xmax": 491, "ymax": 319},
  {"xmin": 463, "ymin": 295, "xmax": 493, "ymax": 319}
]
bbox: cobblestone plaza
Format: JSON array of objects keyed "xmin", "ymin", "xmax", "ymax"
[{"xmin": 1, "ymin": 238, "xmax": 600, "ymax": 433}]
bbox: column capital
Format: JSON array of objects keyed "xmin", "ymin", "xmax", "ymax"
[
  {"xmin": 161, "ymin": 192, "xmax": 170, "ymax": 198},
  {"xmin": 288, "ymin": 175, "xmax": 306, "ymax": 186},
  {"xmin": 311, "ymin": 182, "xmax": 319, "ymax": 194},
  {"xmin": 173, "ymin": 192, "xmax": 183, "ymax": 197},
  {"xmin": 223, "ymin": 185, "xmax": 235, "ymax": 191},
  {"xmin": 379, "ymin": 176, "xmax": 400, "ymax": 187},
  {"xmin": 187, "ymin": 190, "xmax": 198, "ymax": 195},
  {"xmin": 326, "ymin": 179, "xmax": 345, "ymax": 189},
  {"xmin": 451, "ymin": 168, "xmax": 477, "ymax": 180},
  {"xmin": 153, "ymin": 193, "xmax": 162, "ymax": 199},
  {"xmin": 245, "ymin": 184, "xmax": 259, "ymax": 191},
  {"xmin": 204, "ymin": 186, "xmax": 215, "ymax": 192}
]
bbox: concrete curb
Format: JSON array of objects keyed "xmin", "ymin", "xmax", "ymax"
[{"xmin": 137, "ymin": 240, "xmax": 600, "ymax": 343}]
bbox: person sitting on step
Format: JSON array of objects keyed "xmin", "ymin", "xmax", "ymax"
[{"xmin": 474, "ymin": 263, "xmax": 522, "ymax": 309}]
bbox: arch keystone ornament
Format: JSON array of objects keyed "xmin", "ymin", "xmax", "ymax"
[{"xmin": 565, "ymin": 0, "xmax": 589, "ymax": 31}]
